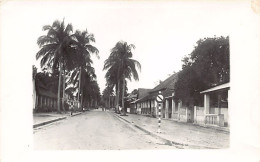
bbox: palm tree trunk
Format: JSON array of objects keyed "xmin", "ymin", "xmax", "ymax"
[
  {"xmin": 116, "ymin": 67, "xmax": 120, "ymax": 113},
  {"xmin": 108, "ymin": 93, "xmax": 110, "ymax": 110},
  {"xmin": 57, "ymin": 62, "xmax": 62, "ymax": 113},
  {"xmin": 80, "ymin": 92, "xmax": 83, "ymax": 111},
  {"xmin": 78, "ymin": 67, "xmax": 82, "ymax": 110},
  {"xmin": 122, "ymin": 77, "xmax": 126, "ymax": 115},
  {"xmin": 62, "ymin": 63, "xmax": 66, "ymax": 112},
  {"xmin": 117, "ymin": 81, "xmax": 120, "ymax": 113}
]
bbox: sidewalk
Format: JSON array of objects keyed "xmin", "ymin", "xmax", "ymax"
[
  {"xmin": 113, "ymin": 113, "xmax": 229, "ymax": 149},
  {"xmin": 33, "ymin": 111, "xmax": 82, "ymax": 128}
]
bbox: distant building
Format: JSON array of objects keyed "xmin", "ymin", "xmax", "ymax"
[
  {"xmin": 127, "ymin": 88, "xmax": 151, "ymax": 114},
  {"xmin": 33, "ymin": 73, "xmax": 58, "ymax": 112},
  {"xmin": 135, "ymin": 73, "xmax": 178, "ymax": 118}
]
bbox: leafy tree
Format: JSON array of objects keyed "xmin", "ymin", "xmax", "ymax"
[
  {"xmin": 103, "ymin": 41, "xmax": 141, "ymax": 115},
  {"xmin": 174, "ymin": 36, "xmax": 229, "ymax": 106}
]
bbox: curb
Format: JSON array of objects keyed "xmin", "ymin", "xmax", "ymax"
[
  {"xmin": 33, "ymin": 117, "xmax": 67, "ymax": 128},
  {"xmin": 70, "ymin": 112, "xmax": 82, "ymax": 117},
  {"xmin": 113, "ymin": 113, "xmax": 186, "ymax": 148},
  {"xmin": 33, "ymin": 112, "xmax": 83, "ymax": 128},
  {"xmin": 192, "ymin": 123, "xmax": 230, "ymax": 133}
]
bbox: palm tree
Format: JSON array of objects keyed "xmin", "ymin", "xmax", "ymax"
[
  {"xmin": 71, "ymin": 29, "xmax": 99, "ymax": 111},
  {"xmin": 104, "ymin": 67, "xmax": 119, "ymax": 112},
  {"xmin": 102, "ymin": 84, "xmax": 114, "ymax": 109},
  {"xmin": 36, "ymin": 19, "xmax": 77, "ymax": 113},
  {"xmin": 103, "ymin": 41, "xmax": 141, "ymax": 115}
]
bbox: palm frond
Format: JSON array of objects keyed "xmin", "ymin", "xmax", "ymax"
[
  {"xmin": 37, "ymin": 36, "xmax": 57, "ymax": 47},
  {"xmin": 65, "ymin": 23, "xmax": 73, "ymax": 35}
]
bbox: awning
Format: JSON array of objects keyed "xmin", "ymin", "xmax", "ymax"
[{"xmin": 200, "ymin": 82, "xmax": 230, "ymax": 94}]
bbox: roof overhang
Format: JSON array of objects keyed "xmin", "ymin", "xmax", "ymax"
[{"xmin": 200, "ymin": 83, "xmax": 230, "ymax": 94}]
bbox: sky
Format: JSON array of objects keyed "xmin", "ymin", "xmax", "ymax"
[{"xmin": 1, "ymin": 0, "xmax": 238, "ymax": 93}]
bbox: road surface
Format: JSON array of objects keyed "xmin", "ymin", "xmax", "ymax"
[{"xmin": 34, "ymin": 109, "xmax": 175, "ymax": 150}]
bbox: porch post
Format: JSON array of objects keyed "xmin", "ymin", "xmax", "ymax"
[
  {"xmin": 155, "ymin": 101, "xmax": 158, "ymax": 117},
  {"xmin": 218, "ymin": 94, "xmax": 221, "ymax": 115},
  {"xmin": 149, "ymin": 100, "xmax": 151, "ymax": 114},
  {"xmin": 172, "ymin": 98, "xmax": 175, "ymax": 119},
  {"xmin": 165, "ymin": 99, "xmax": 169, "ymax": 119},
  {"xmin": 178, "ymin": 100, "xmax": 182, "ymax": 120},
  {"xmin": 204, "ymin": 93, "xmax": 210, "ymax": 115},
  {"xmin": 194, "ymin": 106, "xmax": 197, "ymax": 123}
]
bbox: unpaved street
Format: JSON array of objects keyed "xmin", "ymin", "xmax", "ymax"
[{"xmin": 34, "ymin": 110, "xmax": 175, "ymax": 150}]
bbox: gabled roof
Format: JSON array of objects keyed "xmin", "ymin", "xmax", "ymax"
[
  {"xmin": 136, "ymin": 73, "xmax": 178, "ymax": 103},
  {"xmin": 149, "ymin": 73, "xmax": 178, "ymax": 93},
  {"xmin": 138, "ymin": 88, "xmax": 151, "ymax": 99}
]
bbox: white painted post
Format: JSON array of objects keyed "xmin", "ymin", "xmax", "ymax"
[
  {"xmin": 204, "ymin": 93, "xmax": 210, "ymax": 124},
  {"xmin": 165, "ymin": 99, "xmax": 169, "ymax": 119},
  {"xmin": 178, "ymin": 100, "xmax": 182, "ymax": 120},
  {"xmin": 194, "ymin": 106, "xmax": 197, "ymax": 123},
  {"xmin": 204, "ymin": 93, "xmax": 210, "ymax": 115}
]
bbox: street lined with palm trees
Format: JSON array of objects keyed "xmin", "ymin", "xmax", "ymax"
[
  {"xmin": 33, "ymin": 19, "xmax": 146, "ymax": 149},
  {"xmin": 34, "ymin": 19, "xmax": 140, "ymax": 114},
  {"xmin": 34, "ymin": 109, "xmax": 174, "ymax": 150},
  {"xmin": 33, "ymin": 18, "xmax": 230, "ymax": 150}
]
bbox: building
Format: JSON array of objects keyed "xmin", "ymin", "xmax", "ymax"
[
  {"xmin": 33, "ymin": 69, "xmax": 75, "ymax": 112},
  {"xmin": 33, "ymin": 73, "xmax": 59, "ymax": 112},
  {"xmin": 135, "ymin": 73, "xmax": 179, "ymax": 119},
  {"xmin": 128, "ymin": 88, "xmax": 151, "ymax": 114},
  {"xmin": 194, "ymin": 82, "xmax": 230, "ymax": 127}
]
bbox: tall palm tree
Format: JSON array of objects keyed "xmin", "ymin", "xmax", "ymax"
[
  {"xmin": 36, "ymin": 19, "xmax": 77, "ymax": 113},
  {"xmin": 102, "ymin": 84, "xmax": 114, "ymax": 109},
  {"xmin": 104, "ymin": 66, "xmax": 119, "ymax": 112},
  {"xmin": 71, "ymin": 29, "xmax": 99, "ymax": 111},
  {"xmin": 103, "ymin": 41, "xmax": 141, "ymax": 115}
]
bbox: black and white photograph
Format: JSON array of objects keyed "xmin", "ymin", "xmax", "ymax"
[{"xmin": 1, "ymin": 0, "xmax": 260, "ymax": 161}]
